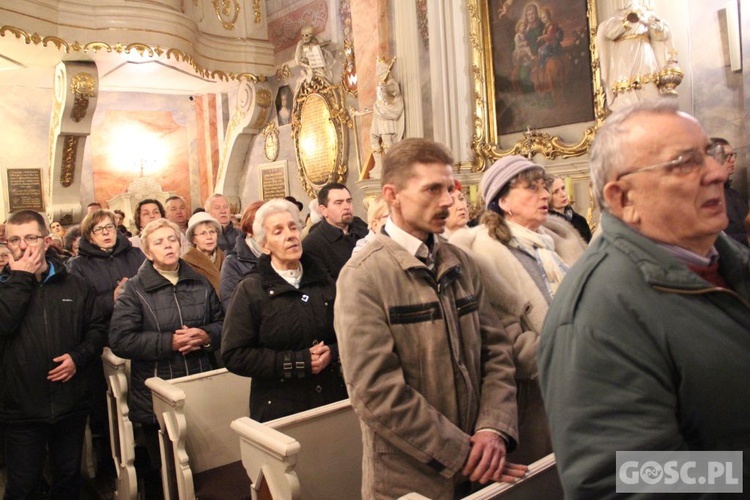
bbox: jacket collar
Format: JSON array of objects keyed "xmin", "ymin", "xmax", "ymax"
[
  {"xmin": 374, "ymin": 233, "xmax": 463, "ymax": 284},
  {"xmin": 316, "ymin": 218, "xmax": 347, "ymax": 243},
  {"xmin": 78, "ymin": 232, "xmax": 134, "ymax": 258},
  {"xmin": 137, "ymin": 258, "xmax": 204, "ymax": 291},
  {"xmin": 601, "ymin": 212, "xmax": 750, "ymax": 294}
]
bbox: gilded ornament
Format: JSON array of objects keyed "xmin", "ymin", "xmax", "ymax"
[
  {"xmin": 253, "ymin": 0, "xmax": 261, "ymax": 23},
  {"xmin": 61, "ymin": 136, "xmax": 78, "ymax": 187},
  {"xmin": 70, "ymin": 73, "xmax": 97, "ymax": 123},
  {"xmin": 292, "ymin": 75, "xmax": 349, "ymax": 197},
  {"xmin": 262, "ymin": 122, "xmax": 279, "ymax": 162},
  {"xmin": 212, "ymin": 0, "xmax": 240, "ymax": 30},
  {"xmin": 275, "ymin": 65, "xmax": 292, "ymax": 81}
]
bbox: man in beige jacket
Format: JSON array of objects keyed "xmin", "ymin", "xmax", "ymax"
[{"xmin": 335, "ymin": 138, "xmax": 525, "ymax": 499}]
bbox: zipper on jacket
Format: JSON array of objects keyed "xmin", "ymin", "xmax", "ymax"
[
  {"xmin": 652, "ymin": 284, "xmax": 750, "ymax": 311},
  {"xmin": 172, "ymin": 286, "xmax": 191, "ymax": 375},
  {"xmin": 40, "ymin": 283, "xmax": 56, "ymax": 419}
]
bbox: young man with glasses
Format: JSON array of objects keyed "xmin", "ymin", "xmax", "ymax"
[
  {"xmin": 0, "ymin": 210, "xmax": 106, "ymax": 499},
  {"xmin": 539, "ymin": 100, "xmax": 750, "ymax": 498},
  {"xmin": 710, "ymin": 137, "xmax": 748, "ymax": 246}
]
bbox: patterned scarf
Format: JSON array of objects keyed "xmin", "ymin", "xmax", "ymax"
[{"xmin": 507, "ymin": 220, "xmax": 569, "ymax": 296}]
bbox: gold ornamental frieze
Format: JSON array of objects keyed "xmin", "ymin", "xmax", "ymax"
[{"xmin": 0, "ymin": 25, "xmax": 265, "ymax": 84}]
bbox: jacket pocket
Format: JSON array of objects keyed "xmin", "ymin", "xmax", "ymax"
[
  {"xmin": 388, "ymin": 302, "xmax": 442, "ymax": 325},
  {"xmin": 455, "ymin": 294, "xmax": 478, "ymax": 317}
]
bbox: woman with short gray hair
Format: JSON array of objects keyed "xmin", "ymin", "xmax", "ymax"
[{"xmin": 222, "ymin": 199, "xmax": 347, "ymax": 422}]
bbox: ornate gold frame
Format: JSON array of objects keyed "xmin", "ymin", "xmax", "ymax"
[
  {"xmin": 292, "ymin": 76, "xmax": 351, "ymax": 198},
  {"xmin": 468, "ymin": 0, "xmax": 606, "ymax": 170}
]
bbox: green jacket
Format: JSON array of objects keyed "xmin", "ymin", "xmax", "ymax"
[{"xmin": 539, "ymin": 212, "xmax": 750, "ymax": 499}]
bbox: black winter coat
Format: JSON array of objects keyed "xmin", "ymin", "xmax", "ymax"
[
  {"xmin": 301, "ymin": 217, "xmax": 368, "ymax": 279},
  {"xmin": 222, "ymin": 253, "xmax": 347, "ymax": 422},
  {"xmin": 219, "ymin": 234, "xmax": 259, "ymax": 312},
  {"xmin": 67, "ymin": 233, "xmax": 145, "ymax": 334},
  {"xmin": 0, "ymin": 256, "xmax": 105, "ymax": 423},
  {"xmin": 109, "ymin": 259, "xmax": 224, "ymax": 424}
]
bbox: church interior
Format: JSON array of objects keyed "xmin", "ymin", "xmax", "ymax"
[
  {"xmin": 0, "ymin": 0, "xmax": 748, "ymax": 498},
  {"xmin": 0, "ymin": 0, "xmax": 747, "ymax": 227}
]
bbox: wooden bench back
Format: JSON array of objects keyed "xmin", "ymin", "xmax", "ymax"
[
  {"xmin": 232, "ymin": 399, "xmax": 362, "ymax": 500},
  {"xmin": 147, "ymin": 368, "xmax": 251, "ymax": 499},
  {"xmin": 102, "ymin": 347, "xmax": 138, "ymax": 500}
]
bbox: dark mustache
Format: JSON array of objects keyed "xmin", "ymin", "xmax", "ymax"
[{"xmin": 437, "ymin": 209, "xmax": 450, "ymax": 218}]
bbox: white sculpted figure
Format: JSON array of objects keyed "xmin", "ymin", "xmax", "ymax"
[
  {"xmin": 294, "ymin": 25, "xmax": 333, "ymax": 82},
  {"xmin": 597, "ymin": 0, "xmax": 680, "ymax": 110},
  {"xmin": 369, "ymin": 57, "xmax": 404, "ymax": 179}
]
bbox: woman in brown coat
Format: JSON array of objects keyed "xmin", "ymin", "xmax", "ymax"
[{"xmin": 182, "ymin": 212, "xmax": 225, "ymax": 294}]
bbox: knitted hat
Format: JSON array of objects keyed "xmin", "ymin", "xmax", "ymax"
[
  {"xmin": 480, "ymin": 155, "xmax": 543, "ymax": 207},
  {"xmin": 186, "ymin": 212, "xmax": 221, "ymax": 243}
]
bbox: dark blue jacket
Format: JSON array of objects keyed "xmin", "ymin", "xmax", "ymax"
[
  {"xmin": 219, "ymin": 234, "xmax": 260, "ymax": 312},
  {"xmin": 109, "ymin": 259, "xmax": 224, "ymax": 423}
]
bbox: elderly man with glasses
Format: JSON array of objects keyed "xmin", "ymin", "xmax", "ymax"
[
  {"xmin": 709, "ymin": 137, "xmax": 748, "ymax": 246},
  {"xmin": 539, "ymin": 99, "xmax": 750, "ymax": 498},
  {"xmin": 0, "ymin": 210, "xmax": 105, "ymax": 499}
]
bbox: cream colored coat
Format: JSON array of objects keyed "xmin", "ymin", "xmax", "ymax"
[
  {"xmin": 450, "ymin": 216, "xmax": 585, "ymax": 378},
  {"xmin": 450, "ymin": 217, "xmax": 586, "ymax": 465}
]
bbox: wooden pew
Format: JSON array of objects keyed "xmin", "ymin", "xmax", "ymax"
[
  {"xmin": 146, "ymin": 368, "xmax": 252, "ymax": 500},
  {"xmin": 398, "ymin": 453, "xmax": 562, "ymax": 500},
  {"xmin": 230, "ymin": 399, "xmax": 361, "ymax": 500},
  {"xmin": 102, "ymin": 347, "xmax": 137, "ymax": 500}
]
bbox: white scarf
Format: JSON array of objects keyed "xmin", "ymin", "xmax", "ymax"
[
  {"xmin": 507, "ymin": 220, "xmax": 569, "ymax": 296},
  {"xmin": 245, "ymin": 235, "xmax": 263, "ymax": 258}
]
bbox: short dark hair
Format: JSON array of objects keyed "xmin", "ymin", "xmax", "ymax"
[
  {"xmin": 317, "ymin": 183, "xmax": 350, "ymax": 207},
  {"xmin": 81, "ymin": 209, "xmax": 117, "ymax": 241},
  {"xmin": 134, "ymin": 199, "xmax": 165, "ymax": 232},
  {"xmin": 6, "ymin": 210, "xmax": 49, "ymax": 236},
  {"xmin": 87, "ymin": 202, "xmax": 102, "ymax": 209},
  {"xmin": 381, "ymin": 138, "xmax": 454, "ymax": 190},
  {"xmin": 63, "ymin": 225, "xmax": 82, "ymax": 251}
]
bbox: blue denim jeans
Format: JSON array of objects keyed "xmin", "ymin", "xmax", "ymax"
[{"xmin": 3, "ymin": 413, "xmax": 87, "ymax": 500}]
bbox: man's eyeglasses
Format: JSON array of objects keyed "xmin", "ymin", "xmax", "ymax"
[
  {"xmin": 616, "ymin": 143, "xmax": 725, "ymax": 180},
  {"xmin": 6, "ymin": 235, "xmax": 44, "ymax": 247},
  {"xmin": 724, "ymin": 152, "xmax": 737, "ymax": 160},
  {"xmin": 92, "ymin": 224, "xmax": 116, "ymax": 235}
]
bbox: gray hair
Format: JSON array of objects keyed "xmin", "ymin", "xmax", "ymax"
[
  {"xmin": 252, "ymin": 199, "xmax": 302, "ymax": 247},
  {"xmin": 140, "ymin": 218, "xmax": 181, "ymax": 255},
  {"xmin": 590, "ymin": 98, "xmax": 681, "ymax": 211},
  {"xmin": 204, "ymin": 193, "xmax": 228, "ymax": 211}
]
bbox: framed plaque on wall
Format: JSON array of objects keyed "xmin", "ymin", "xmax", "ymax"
[
  {"xmin": 258, "ymin": 161, "xmax": 289, "ymax": 201},
  {"xmin": 6, "ymin": 168, "xmax": 45, "ymax": 212}
]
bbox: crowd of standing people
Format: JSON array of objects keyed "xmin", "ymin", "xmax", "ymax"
[{"xmin": 0, "ymin": 99, "xmax": 749, "ymax": 499}]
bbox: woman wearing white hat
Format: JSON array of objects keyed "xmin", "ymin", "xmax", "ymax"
[
  {"xmin": 183, "ymin": 211, "xmax": 225, "ymax": 294},
  {"xmin": 450, "ymin": 155, "xmax": 586, "ymax": 465}
]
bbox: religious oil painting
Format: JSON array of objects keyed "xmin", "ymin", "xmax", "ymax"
[{"xmin": 490, "ymin": 0, "xmax": 595, "ymax": 133}]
